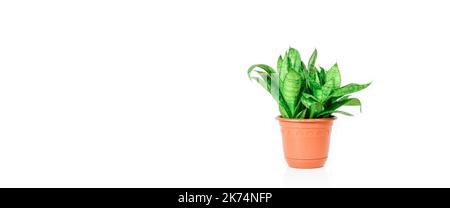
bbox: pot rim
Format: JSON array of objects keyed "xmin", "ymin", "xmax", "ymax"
[{"xmin": 276, "ymin": 116, "xmax": 336, "ymax": 123}]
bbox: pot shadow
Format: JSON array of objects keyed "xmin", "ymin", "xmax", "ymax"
[{"xmin": 283, "ymin": 167, "xmax": 330, "ymax": 188}]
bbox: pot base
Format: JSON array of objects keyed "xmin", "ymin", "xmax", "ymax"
[{"xmin": 286, "ymin": 157, "xmax": 327, "ymax": 169}]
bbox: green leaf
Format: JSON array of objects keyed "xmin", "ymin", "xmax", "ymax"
[
  {"xmin": 313, "ymin": 67, "xmax": 320, "ymax": 83},
  {"xmin": 310, "ymin": 103, "xmax": 324, "ymax": 118},
  {"xmin": 331, "ymin": 82, "xmax": 371, "ymax": 97},
  {"xmin": 307, "ymin": 73, "xmax": 321, "ymax": 94},
  {"xmin": 308, "ymin": 49, "xmax": 318, "ymax": 70},
  {"xmin": 302, "ymin": 93, "xmax": 319, "ymax": 102},
  {"xmin": 249, "ymin": 70, "xmax": 273, "ymax": 91},
  {"xmin": 332, "ymin": 95, "xmax": 350, "ymax": 104},
  {"xmin": 300, "ymin": 95, "xmax": 316, "ymax": 108},
  {"xmin": 317, "ymin": 110, "xmax": 333, "ymax": 117},
  {"xmin": 318, "ymin": 110, "xmax": 353, "ymax": 117},
  {"xmin": 250, "ymin": 71, "xmax": 292, "ymax": 118},
  {"xmin": 301, "ymin": 95, "xmax": 324, "ymax": 113},
  {"xmin": 295, "ymin": 109, "xmax": 307, "ymax": 119},
  {"xmin": 326, "ymin": 63, "xmax": 341, "ymax": 89},
  {"xmin": 319, "ymin": 67, "xmax": 326, "ymax": 86},
  {"xmin": 344, "ymin": 98, "xmax": 362, "ymax": 112},
  {"xmin": 327, "ymin": 98, "xmax": 352, "ymax": 111},
  {"xmin": 309, "ymin": 109, "xmax": 316, "ymax": 119},
  {"xmin": 279, "ymin": 107, "xmax": 289, "ymax": 117},
  {"xmin": 288, "ymin": 48, "xmax": 301, "ymax": 73},
  {"xmin": 278, "ymin": 91, "xmax": 292, "ymax": 118},
  {"xmin": 345, "ymin": 98, "xmax": 361, "ymax": 105},
  {"xmin": 255, "ymin": 71, "xmax": 279, "ymax": 94},
  {"xmin": 308, "ymin": 67, "xmax": 319, "ymax": 83},
  {"xmin": 319, "ymin": 97, "xmax": 360, "ymax": 116},
  {"xmin": 277, "ymin": 55, "xmax": 283, "ymax": 73},
  {"xmin": 281, "ymin": 71, "xmax": 302, "ymax": 114},
  {"xmin": 280, "ymin": 53, "xmax": 289, "ymax": 79},
  {"xmin": 301, "ymin": 61, "xmax": 307, "ymax": 74},
  {"xmin": 247, "ymin": 64, "xmax": 275, "ymax": 80},
  {"xmin": 315, "ymin": 63, "xmax": 342, "ymax": 102},
  {"xmin": 292, "ymin": 80, "xmax": 306, "ymax": 116},
  {"xmin": 314, "ymin": 88, "xmax": 325, "ymax": 102}
]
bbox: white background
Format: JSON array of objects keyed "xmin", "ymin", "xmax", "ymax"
[{"xmin": 1, "ymin": 0, "xmax": 449, "ymax": 187}]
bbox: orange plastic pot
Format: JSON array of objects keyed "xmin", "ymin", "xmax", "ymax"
[{"xmin": 276, "ymin": 116, "xmax": 336, "ymax": 169}]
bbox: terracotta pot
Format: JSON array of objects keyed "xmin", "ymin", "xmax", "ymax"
[{"xmin": 276, "ymin": 116, "xmax": 336, "ymax": 169}]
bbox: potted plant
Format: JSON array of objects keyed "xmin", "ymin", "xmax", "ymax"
[{"xmin": 247, "ymin": 47, "xmax": 370, "ymax": 168}]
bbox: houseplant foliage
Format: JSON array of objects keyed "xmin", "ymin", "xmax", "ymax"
[
  {"xmin": 247, "ymin": 47, "xmax": 371, "ymax": 168},
  {"xmin": 247, "ymin": 48, "xmax": 370, "ymax": 119}
]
